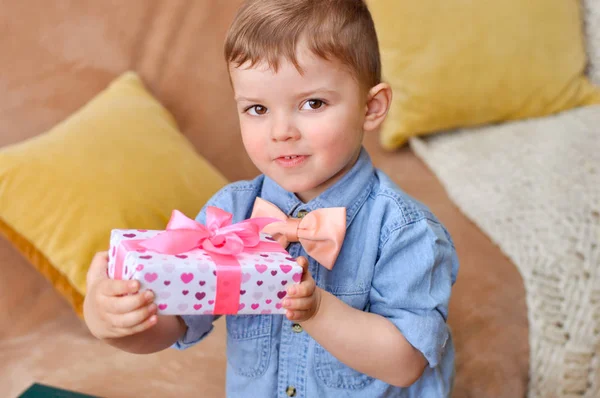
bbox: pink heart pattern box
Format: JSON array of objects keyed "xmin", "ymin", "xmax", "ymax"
[{"xmin": 108, "ymin": 229, "xmax": 302, "ymax": 315}]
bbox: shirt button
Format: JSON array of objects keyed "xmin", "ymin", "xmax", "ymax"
[
  {"xmin": 296, "ymin": 209, "xmax": 309, "ymax": 218},
  {"xmin": 291, "ymin": 323, "xmax": 303, "ymax": 333},
  {"xmin": 286, "ymin": 385, "xmax": 297, "ymax": 397}
]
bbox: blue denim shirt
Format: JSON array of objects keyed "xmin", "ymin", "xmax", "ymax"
[{"xmin": 174, "ymin": 148, "xmax": 459, "ymax": 397}]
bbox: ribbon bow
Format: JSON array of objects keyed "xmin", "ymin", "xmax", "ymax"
[
  {"xmin": 139, "ymin": 208, "xmax": 277, "ymax": 256},
  {"xmin": 250, "ymin": 197, "xmax": 346, "ymax": 270}
]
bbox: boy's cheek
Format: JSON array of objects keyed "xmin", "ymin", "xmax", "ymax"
[
  {"xmin": 241, "ymin": 126, "xmax": 265, "ymax": 146},
  {"xmin": 240, "ymin": 135, "xmax": 264, "ymax": 160}
]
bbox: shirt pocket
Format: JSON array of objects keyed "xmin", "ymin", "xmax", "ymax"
[
  {"xmin": 313, "ymin": 289, "xmax": 375, "ymax": 390},
  {"xmin": 226, "ymin": 315, "xmax": 272, "ymax": 378}
]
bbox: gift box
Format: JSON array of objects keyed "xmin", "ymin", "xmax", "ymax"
[{"xmin": 108, "ymin": 208, "xmax": 302, "ymax": 315}]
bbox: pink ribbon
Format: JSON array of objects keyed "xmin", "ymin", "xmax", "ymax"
[{"xmin": 114, "ymin": 208, "xmax": 285, "ymax": 314}]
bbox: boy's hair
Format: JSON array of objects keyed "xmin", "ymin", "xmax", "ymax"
[{"xmin": 224, "ymin": 0, "xmax": 381, "ymax": 91}]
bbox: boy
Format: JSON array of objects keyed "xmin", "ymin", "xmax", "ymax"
[{"xmin": 83, "ymin": 1, "xmax": 458, "ymax": 396}]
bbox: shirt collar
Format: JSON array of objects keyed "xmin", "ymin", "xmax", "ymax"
[{"xmin": 260, "ymin": 147, "xmax": 375, "ymax": 227}]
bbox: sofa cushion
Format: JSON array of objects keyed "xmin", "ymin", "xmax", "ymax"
[
  {"xmin": 0, "ymin": 72, "xmax": 227, "ymax": 315},
  {"xmin": 584, "ymin": 0, "xmax": 600, "ymax": 85},
  {"xmin": 369, "ymin": 0, "xmax": 600, "ymax": 149}
]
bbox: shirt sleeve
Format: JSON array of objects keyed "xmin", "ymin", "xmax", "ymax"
[
  {"xmin": 369, "ymin": 218, "xmax": 458, "ymax": 368},
  {"xmin": 172, "ymin": 314, "xmax": 220, "ymax": 350}
]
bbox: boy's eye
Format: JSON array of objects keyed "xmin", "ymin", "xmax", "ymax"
[
  {"xmin": 247, "ymin": 105, "xmax": 268, "ymax": 116},
  {"xmin": 301, "ymin": 99, "xmax": 325, "ymax": 110}
]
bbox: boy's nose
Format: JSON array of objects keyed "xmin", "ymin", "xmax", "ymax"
[{"xmin": 270, "ymin": 116, "xmax": 300, "ymax": 142}]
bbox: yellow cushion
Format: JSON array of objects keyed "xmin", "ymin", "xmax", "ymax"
[
  {"xmin": 0, "ymin": 72, "xmax": 227, "ymax": 316},
  {"xmin": 368, "ymin": 0, "xmax": 600, "ymax": 149}
]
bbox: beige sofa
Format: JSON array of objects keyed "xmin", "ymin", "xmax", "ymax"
[{"xmin": 0, "ymin": 1, "xmax": 529, "ymax": 397}]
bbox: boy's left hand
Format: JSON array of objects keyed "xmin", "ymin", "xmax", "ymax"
[{"xmin": 283, "ymin": 256, "xmax": 322, "ymax": 323}]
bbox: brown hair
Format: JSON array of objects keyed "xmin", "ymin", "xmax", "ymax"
[{"xmin": 224, "ymin": 0, "xmax": 381, "ymax": 90}]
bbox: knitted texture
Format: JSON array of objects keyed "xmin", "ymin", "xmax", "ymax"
[{"xmin": 410, "ymin": 105, "xmax": 600, "ymax": 398}]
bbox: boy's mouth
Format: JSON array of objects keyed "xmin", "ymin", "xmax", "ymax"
[{"xmin": 274, "ymin": 154, "xmax": 308, "ymax": 168}]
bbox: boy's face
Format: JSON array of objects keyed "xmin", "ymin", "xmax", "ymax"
[{"xmin": 230, "ymin": 45, "xmax": 367, "ymax": 203}]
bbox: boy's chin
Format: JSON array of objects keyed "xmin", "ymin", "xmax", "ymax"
[{"xmin": 277, "ymin": 180, "xmax": 328, "ymax": 202}]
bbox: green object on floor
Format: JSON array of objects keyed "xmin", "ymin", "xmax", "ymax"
[{"xmin": 18, "ymin": 383, "xmax": 100, "ymax": 398}]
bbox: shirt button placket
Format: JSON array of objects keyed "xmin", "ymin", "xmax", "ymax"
[
  {"xmin": 286, "ymin": 385, "xmax": 297, "ymax": 397},
  {"xmin": 281, "ymin": 212, "xmax": 308, "ymax": 398},
  {"xmin": 296, "ymin": 209, "xmax": 308, "ymax": 219},
  {"xmin": 279, "ymin": 241, "xmax": 302, "ymax": 398}
]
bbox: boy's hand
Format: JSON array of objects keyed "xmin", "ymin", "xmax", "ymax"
[
  {"xmin": 283, "ymin": 256, "xmax": 322, "ymax": 323},
  {"xmin": 83, "ymin": 251, "xmax": 158, "ymax": 340}
]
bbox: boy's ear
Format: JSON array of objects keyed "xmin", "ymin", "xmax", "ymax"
[{"xmin": 363, "ymin": 83, "xmax": 392, "ymax": 133}]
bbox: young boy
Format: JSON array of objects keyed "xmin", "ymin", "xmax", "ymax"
[{"xmin": 83, "ymin": 0, "xmax": 458, "ymax": 396}]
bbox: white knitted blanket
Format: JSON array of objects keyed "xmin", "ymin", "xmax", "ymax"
[{"xmin": 410, "ymin": 105, "xmax": 600, "ymax": 398}]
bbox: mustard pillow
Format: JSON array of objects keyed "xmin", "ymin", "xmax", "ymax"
[
  {"xmin": 368, "ymin": 0, "xmax": 600, "ymax": 149},
  {"xmin": 0, "ymin": 72, "xmax": 227, "ymax": 316}
]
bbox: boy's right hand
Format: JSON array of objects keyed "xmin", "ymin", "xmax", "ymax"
[{"xmin": 83, "ymin": 251, "xmax": 158, "ymax": 340}]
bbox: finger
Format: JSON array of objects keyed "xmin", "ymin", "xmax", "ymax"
[
  {"xmin": 296, "ymin": 256, "xmax": 309, "ymax": 272},
  {"xmin": 87, "ymin": 251, "xmax": 109, "ymax": 285},
  {"xmin": 118, "ymin": 313, "xmax": 159, "ymax": 336},
  {"xmin": 101, "ymin": 279, "xmax": 141, "ymax": 298},
  {"xmin": 283, "ymin": 296, "xmax": 314, "ymax": 311},
  {"xmin": 296, "ymin": 256, "xmax": 314, "ymax": 283},
  {"xmin": 106, "ymin": 289, "xmax": 155, "ymax": 314},
  {"xmin": 110, "ymin": 303, "xmax": 158, "ymax": 330},
  {"xmin": 287, "ymin": 279, "xmax": 315, "ymax": 297},
  {"xmin": 285, "ymin": 309, "xmax": 310, "ymax": 322}
]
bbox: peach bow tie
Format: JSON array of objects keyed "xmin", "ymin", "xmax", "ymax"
[{"xmin": 250, "ymin": 197, "xmax": 346, "ymax": 270}]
